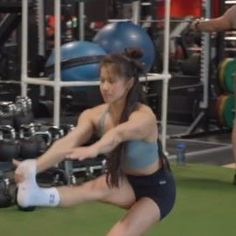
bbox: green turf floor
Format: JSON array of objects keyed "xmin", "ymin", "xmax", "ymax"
[{"xmin": 0, "ymin": 164, "xmax": 235, "ymax": 236}]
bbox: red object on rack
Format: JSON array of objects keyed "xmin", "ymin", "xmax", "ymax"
[
  {"xmin": 156, "ymin": 0, "xmax": 202, "ymax": 18},
  {"xmin": 212, "ymin": 0, "xmax": 221, "ymax": 18}
]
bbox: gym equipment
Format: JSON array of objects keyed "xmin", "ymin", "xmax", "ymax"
[
  {"xmin": 219, "ymin": 59, "xmax": 228, "ymax": 91},
  {"xmin": 180, "ymin": 53, "xmax": 201, "ymax": 76},
  {"xmin": 0, "ymin": 125, "xmax": 20, "ymax": 162},
  {"xmin": 14, "ymin": 96, "xmax": 34, "ymax": 131},
  {"xmin": 0, "ymin": 6, "xmax": 21, "ymax": 47},
  {"xmin": 18, "ymin": 123, "xmax": 52, "ymax": 160},
  {"xmin": 36, "ymin": 167, "xmax": 68, "ymax": 186},
  {"xmin": 60, "ymin": 124, "xmax": 75, "ymax": 135},
  {"xmin": 19, "ymin": 123, "xmax": 41, "ymax": 159},
  {"xmin": 47, "ymin": 126, "xmax": 65, "ymax": 142},
  {"xmin": 0, "ymin": 97, "xmax": 34, "ymax": 130},
  {"xmin": 215, "ymin": 95, "xmax": 235, "ymax": 128},
  {"xmin": 0, "ymin": 173, "xmax": 12, "ymax": 208},
  {"xmin": 93, "ymin": 21, "xmax": 155, "ymax": 73},
  {"xmin": 63, "ymin": 156, "xmax": 106, "ymax": 185},
  {"xmin": 224, "ymin": 95, "xmax": 235, "ymax": 128},
  {"xmin": 218, "ymin": 58, "xmax": 236, "ymax": 93},
  {"xmin": 45, "ymin": 41, "xmax": 107, "ymax": 81},
  {"xmin": 32, "ymin": 96, "xmax": 54, "ymax": 118},
  {"xmin": 0, "ymin": 101, "xmax": 15, "ymax": 126},
  {"xmin": 166, "ymin": 75, "xmax": 202, "ymax": 125},
  {"xmin": 215, "ymin": 95, "xmax": 227, "ymax": 125}
]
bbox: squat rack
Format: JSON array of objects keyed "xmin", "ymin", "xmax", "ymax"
[{"xmin": 20, "ymin": 0, "xmax": 172, "ymax": 153}]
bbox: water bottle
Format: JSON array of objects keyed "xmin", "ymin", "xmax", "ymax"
[{"xmin": 176, "ymin": 142, "xmax": 186, "ymax": 165}]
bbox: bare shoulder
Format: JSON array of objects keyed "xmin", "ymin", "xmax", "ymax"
[
  {"xmin": 130, "ymin": 104, "xmax": 157, "ymax": 122},
  {"xmin": 77, "ymin": 103, "xmax": 107, "ymax": 124},
  {"xmin": 119, "ymin": 104, "xmax": 157, "ymax": 141},
  {"xmin": 82, "ymin": 104, "xmax": 106, "ymax": 116},
  {"xmin": 129, "ymin": 104, "xmax": 158, "ymax": 136},
  {"xmin": 140, "ymin": 103, "xmax": 156, "ymax": 115}
]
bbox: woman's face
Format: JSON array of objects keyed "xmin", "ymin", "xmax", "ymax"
[{"xmin": 100, "ymin": 65, "xmax": 132, "ymax": 104}]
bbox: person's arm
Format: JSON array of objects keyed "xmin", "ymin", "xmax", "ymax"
[
  {"xmin": 192, "ymin": 5, "xmax": 236, "ymax": 32},
  {"xmin": 67, "ymin": 108, "xmax": 157, "ymax": 160},
  {"xmin": 36, "ymin": 109, "xmax": 95, "ymax": 172},
  {"xmin": 192, "ymin": 16, "xmax": 231, "ymax": 32}
]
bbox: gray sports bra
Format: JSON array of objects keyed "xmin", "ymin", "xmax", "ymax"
[{"xmin": 98, "ymin": 108, "xmax": 159, "ymax": 170}]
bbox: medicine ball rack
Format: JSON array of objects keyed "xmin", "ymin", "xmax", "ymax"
[{"xmin": 19, "ymin": 0, "xmax": 172, "ymax": 153}]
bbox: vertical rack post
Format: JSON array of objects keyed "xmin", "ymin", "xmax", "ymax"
[
  {"xmin": 132, "ymin": 1, "xmax": 141, "ymax": 24},
  {"xmin": 79, "ymin": 1, "xmax": 85, "ymax": 41},
  {"xmin": 36, "ymin": 0, "xmax": 46, "ymax": 97},
  {"xmin": 21, "ymin": 0, "xmax": 29, "ymax": 97},
  {"xmin": 36, "ymin": 0, "xmax": 45, "ymax": 57},
  {"xmin": 161, "ymin": 0, "xmax": 171, "ymax": 153},
  {"xmin": 53, "ymin": 0, "xmax": 62, "ymax": 126},
  {"xmin": 199, "ymin": 0, "xmax": 211, "ymax": 109}
]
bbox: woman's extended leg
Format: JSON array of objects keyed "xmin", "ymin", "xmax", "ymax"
[
  {"xmin": 16, "ymin": 160, "xmax": 136, "ymax": 209},
  {"xmin": 17, "ymin": 160, "xmax": 161, "ymax": 236},
  {"xmin": 107, "ymin": 197, "xmax": 161, "ymax": 236},
  {"xmin": 57, "ymin": 174, "xmax": 135, "ymax": 208}
]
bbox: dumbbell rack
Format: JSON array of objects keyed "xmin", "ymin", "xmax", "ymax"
[{"xmin": 20, "ymin": 0, "xmax": 172, "ymax": 153}]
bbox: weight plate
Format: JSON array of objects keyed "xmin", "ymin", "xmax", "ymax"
[
  {"xmin": 217, "ymin": 95, "xmax": 228, "ymax": 125},
  {"xmin": 219, "ymin": 58, "xmax": 229, "ymax": 91},
  {"xmin": 224, "ymin": 59, "xmax": 236, "ymax": 94}
]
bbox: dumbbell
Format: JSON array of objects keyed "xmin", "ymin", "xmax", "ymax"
[
  {"xmin": 14, "ymin": 96, "xmax": 34, "ymax": 131},
  {"xmin": 18, "ymin": 123, "xmax": 52, "ymax": 160},
  {"xmin": 84, "ymin": 158, "xmax": 106, "ymax": 180},
  {"xmin": 36, "ymin": 166, "xmax": 68, "ymax": 186},
  {"xmin": 34, "ymin": 129, "xmax": 52, "ymax": 155},
  {"xmin": 47, "ymin": 126, "xmax": 65, "ymax": 142},
  {"xmin": 0, "ymin": 125, "xmax": 20, "ymax": 162},
  {"xmin": 60, "ymin": 124, "xmax": 75, "ymax": 135},
  {"xmin": 0, "ymin": 174, "xmax": 12, "ymax": 208},
  {"xmin": 0, "ymin": 101, "xmax": 16, "ymax": 126}
]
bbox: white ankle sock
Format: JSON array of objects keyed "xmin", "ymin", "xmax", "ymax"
[{"xmin": 16, "ymin": 159, "xmax": 60, "ymax": 207}]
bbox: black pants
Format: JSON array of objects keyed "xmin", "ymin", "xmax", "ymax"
[{"xmin": 126, "ymin": 168, "xmax": 176, "ymax": 219}]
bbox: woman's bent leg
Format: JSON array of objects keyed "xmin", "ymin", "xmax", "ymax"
[{"xmin": 107, "ymin": 197, "xmax": 161, "ymax": 236}]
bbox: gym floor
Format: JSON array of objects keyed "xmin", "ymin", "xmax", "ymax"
[
  {"xmin": 1, "ymin": 123, "xmax": 235, "ymax": 236},
  {"xmin": 0, "ymin": 163, "xmax": 235, "ymax": 236},
  {"xmin": 166, "ymin": 124, "xmax": 233, "ymax": 167}
]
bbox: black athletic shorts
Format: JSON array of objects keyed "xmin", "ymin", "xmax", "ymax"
[{"xmin": 126, "ymin": 168, "xmax": 176, "ymax": 220}]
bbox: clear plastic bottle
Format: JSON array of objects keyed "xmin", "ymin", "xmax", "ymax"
[{"xmin": 176, "ymin": 142, "xmax": 187, "ymax": 165}]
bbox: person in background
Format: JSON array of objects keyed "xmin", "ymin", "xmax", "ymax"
[
  {"xmin": 14, "ymin": 49, "xmax": 176, "ymax": 236},
  {"xmin": 191, "ymin": 5, "xmax": 236, "ymax": 184}
]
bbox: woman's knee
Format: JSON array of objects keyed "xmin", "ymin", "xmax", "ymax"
[{"xmin": 82, "ymin": 175, "xmax": 110, "ymax": 199}]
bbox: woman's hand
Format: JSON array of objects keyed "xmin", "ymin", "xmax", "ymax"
[{"xmin": 65, "ymin": 146, "xmax": 98, "ymax": 161}]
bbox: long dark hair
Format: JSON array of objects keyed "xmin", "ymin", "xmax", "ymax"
[{"xmin": 100, "ymin": 48, "xmax": 146, "ymax": 187}]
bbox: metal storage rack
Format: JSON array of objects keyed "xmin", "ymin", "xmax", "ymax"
[{"xmin": 20, "ymin": 0, "xmax": 172, "ymax": 152}]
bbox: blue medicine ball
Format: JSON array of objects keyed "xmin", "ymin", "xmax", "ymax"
[
  {"xmin": 46, "ymin": 41, "xmax": 107, "ymax": 81},
  {"xmin": 93, "ymin": 21, "xmax": 155, "ymax": 73}
]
